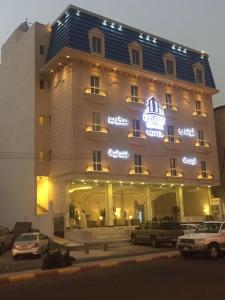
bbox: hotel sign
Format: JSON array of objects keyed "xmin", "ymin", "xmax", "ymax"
[
  {"xmin": 107, "ymin": 149, "xmax": 129, "ymax": 159},
  {"xmin": 182, "ymin": 157, "xmax": 197, "ymax": 166},
  {"xmin": 143, "ymin": 97, "xmax": 166, "ymax": 138},
  {"xmin": 178, "ymin": 128, "xmax": 196, "ymax": 137},
  {"xmin": 108, "ymin": 116, "xmax": 129, "ymax": 127}
]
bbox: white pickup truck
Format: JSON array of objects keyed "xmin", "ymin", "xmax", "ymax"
[{"xmin": 177, "ymin": 221, "xmax": 225, "ymax": 259}]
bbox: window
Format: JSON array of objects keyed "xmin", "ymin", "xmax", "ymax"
[
  {"xmin": 193, "ymin": 63, "xmax": 205, "ymax": 85},
  {"xmin": 128, "ymin": 42, "xmax": 143, "ymax": 68},
  {"xmin": 198, "ymin": 130, "xmax": 205, "ymax": 146},
  {"xmin": 201, "ymin": 161, "xmax": 207, "ymax": 178},
  {"xmin": 92, "ymin": 36, "xmax": 102, "ymax": 55},
  {"xmin": 163, "ymin": 53, "xmax": 176, "ymax": 77},
  {"xmin": 165, "ymin": 93, "xmax": 172, "ymax": 109},
  {"xmin": 166, "ymin": 60, "xmax": 174, "ymax": 75},
  {"xmin": 40, "ymin": 80, "xmax": 45, "ymax": 90},
  {"xmin": 40, "ymin": 45, "xmax": 45, "ymax": 55},
  {"xmin": 131, "ymin": 85, "xmax": 138, "ymax": 102},
  {"xmin": 167, "ymin": 125, "xmax": 175, "ymax": 142},
  {"xmin": 90, "ymin": 76, "xmax": 100, "ymax": 94},
  {"xmin": 92, "ymin": 112, "xmax": 101, "ymax": 131},
  {"xmin": 88, "ymin": 28, "xmax": 105, "ymax": 57},
  {"xmin": 170, "ymin": 158, "xmax": 177, "ymax": 176},
  {"xmin": 39, "ymin": 151, "xmax": 44, "ymax": 160},
  {"xmin": 93, "ymin": 150, "xmax": 102, "ymax": 171},
  {"xmin": 132, "ymin": 49, "xmax": 140, "ymax": 65},
  {"xmin": 196, "ymin": 100, "xmax": 202, "ymax": 113},
  {"xmin": 132, "ymin": 119, "xmax": 140, "ymax": 137},
  {"xmin": 39, "ymin": 115, "xmax": 45, "ymax": 126},
  {"xmin": 49, "ymin": 115, "xmax": 52, "ymax": 126},
  {"xmin": 135, "ymin": 154, "xmax": 142, "ymax": 174}
]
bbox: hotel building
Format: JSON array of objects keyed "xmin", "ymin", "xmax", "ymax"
[{"xmin": 0, "ymin": 5, "xmax": 220, "ymax": 236}]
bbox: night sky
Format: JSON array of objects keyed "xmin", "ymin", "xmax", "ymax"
[{"xmin": 0, "ymin": 0, "xmax": 224, "ymax": 107}]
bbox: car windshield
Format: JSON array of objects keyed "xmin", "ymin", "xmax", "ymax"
[
  {"xmin": 160, "ymin": 222, "xmax": 181, "ymax": 230},
  {"xmin": 17, "ymin": 234, "xmax": 38, "ymax": 242},
  {"xmin": 195, "ymin": 223, "xmax": 221, "ymax": 233}
]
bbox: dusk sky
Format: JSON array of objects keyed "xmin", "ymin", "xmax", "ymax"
[{"xmin": 0, "ymin": 0, "xmax": 224, "ymax": 107}]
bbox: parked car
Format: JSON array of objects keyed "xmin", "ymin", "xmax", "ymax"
[
  {"xmin": 181, "ymin": 223, "xmax": 199, "ymax": 235},
  {"xmin": 131, "ymin": 221, "xmax": 184, "ymax": 248},
  {"xmin": 177, "ymin": 221, "xmax": 225, "ymax": 259},
  {"xmin": 0, "ymin": 226, "xmax": 14, "ymax": 254},
  {"xmin": 12, "ymin": 232, "xmax": 50, "ymax": 259}
]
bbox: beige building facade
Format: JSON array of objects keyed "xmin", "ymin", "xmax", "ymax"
[{"xmin": 0, "ymin": 6, "xmax": 220, "ymax": 236}]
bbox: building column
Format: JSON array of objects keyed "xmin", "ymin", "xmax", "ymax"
[
  {"xmin": 106, "ymin": 183, "xmax": 114, "ymax": 226},
  {"xmin": 176, "ymin": 187, "xmax": 185, "ymax": 222},
  {"xmin": 120, "ymin": 190, "xmax": 125, "ymax": 225},
  {"xmin": 64, "ymin": 182, "xmax": 71, "ymax": 229},
  {"xmin": 144, "ymin": 185, "xmax": 153, "ymax": 222}
]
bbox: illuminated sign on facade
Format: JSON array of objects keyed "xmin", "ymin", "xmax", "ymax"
[
  {"xmin": 108, "ymin": 116, "xmax": 129, "ymax": 127},
  {"xmin": 143, "ymin": 97, "xmax": 166, "ymax": 138},
  {"xmin": 107, "ymin": 149, "xmax": 129, "ymax": 159},
  {"xmin": 182, "ymin": 157, "xmax": 197, "ymax": 166},
  {"xmin": 178, "ymin": 128, "xmax": 196, "ymax": 137}
]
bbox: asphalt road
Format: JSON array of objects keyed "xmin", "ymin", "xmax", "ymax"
[{"xmin": 1, "ymin": 256, "xmax": 225, "ymax": 300}]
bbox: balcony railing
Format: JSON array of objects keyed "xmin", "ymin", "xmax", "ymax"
[
  {"xmin": 162, "ymin": 103, "xmax": 179, "ymax": 112},
  {"xmin": 165, "ymin": 170, "xmax": 183, "ymax": 178},
  {"xmin": 195, "ymin": 140, "xmax": 211, "ymax": 148},
  {"xmin": 192, "ymin": 110, "xmax": 208, "ymax": 118},
  {"xmin": 86, "ymin": 164, "xmax": 110, "ymax": 173},
  {"xmin": 84, "ymin": 87, "xmax": 108, "ymax": 97},
  {"xmin": 125, "ymin": 96, "xmax": 145, "ymax": 105},
  {"xmin": 129, "ymin": 168, "xmax": 150, "ymax": 175},
  {"xmin": 197, "ymin": 172, "xmax": 213, "ymax": 180},
  {"xmin": 128, "ymin": 131, "xmax": 147, "ymax": 139},
  {"xmin": 85, "ymin": 125, "xmax": 109, "ymax": 134},
  {"xmin": 164, "ymin": 135, "xmax": 181, "ymax": 144}
]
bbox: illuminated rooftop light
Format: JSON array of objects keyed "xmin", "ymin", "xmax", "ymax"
[
  {"xmin": 103, "ymin": 20, "xmax": 107, "ymax": 26},
  {"xmin": 111, "ymin": 22, "xmax": 115, "ymax": 29},
  {"xmin": 183, "ymin": 48, "xmax": 187, "ymax": 54},
  {"xmin": 118, "ymin": 25, "xmax": 123, "ymax": 31},
  {"xmin": 146, "ymin": 35, "xmax": 150, "ymax": 41},
  {"xmin": 178, "ymin": 46, "xmax": 182, "ymax": 52},
  {"xmin": 139, "ymin": 33, "xmax": 143, "ymax": 39},
  {"xmin": 76, "ymin": 10, "xmax": 80, "ymax": 16},
  {"xmin": 57, "ymin": 20, "xmax": 62, "ymax": 26},
  {"xmin": 172, "ymin": 44, "xmax": 176, "ymax": 50},
  {"xmin": 152, "ymin": 37, "xmax": 157, "ymax": 44}
]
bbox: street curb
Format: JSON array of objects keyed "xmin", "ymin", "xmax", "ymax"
[{"xmin": 0, "ymin": 251, "xmax": 180, "ymax": 285}]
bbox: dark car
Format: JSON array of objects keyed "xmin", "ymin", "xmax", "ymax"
[
  {"xmin": 0, "ymin": 226, "xmax": 14, "ymax": 254},
  {"xmin": 131, "ymin": 221, "xmax": 184, "ymax": 247}
]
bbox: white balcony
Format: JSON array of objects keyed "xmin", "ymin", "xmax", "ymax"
[
  {"xmin": 84, "ymin": 87, "xmax": 108, "ymax": 104},
  {"xmin": 165, "ymin": 170, "xmax": 184, "ymax": 178},
  {"xmin": 86, "ymin": 164, "xmax": 110, "ymax": 173},
  {"xmin": 129, "ymin": 168, "xmax": 150, "ymax": 176},
  {"xmin": 85, "ymin": 125, "xmax": 109, "ymax": 141},
  {"xmin": 125, "ymin": 96, "xmax": 145, "ymax": 111},
  {"xmin": 128, "ymin": 131, "xmax": 147, "ymax": 146}
]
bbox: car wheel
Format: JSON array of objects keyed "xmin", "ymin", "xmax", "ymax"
[
  {"xmin": 180, "ymin": 251, "xmax": 192, "ymax": 258},
  {"xmin": 151, "ymin": 236, "xmax": 158, "ymax": 248},
  {"xmin": 131, "ymin": 235, "xmax": 137, "ymax": 245},
  {"xmin": 208, "ymin": 243, "xmax": 219, "ymax": 259}
]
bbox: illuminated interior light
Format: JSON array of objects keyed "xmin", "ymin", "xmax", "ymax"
[
  {"xmin": 76, "ymin": 10, "xmax": 80, "ymax": 16},
  {"xmin": 170, "ymin": 184, "xmax": 174, "ymax": 187},
  {"xmin": 106, "ymin": 181, "xmax": 110, "ymax": 184},
  {"xmin": 129, "ymin": 216, "xmax": 133, "ymax": 220},
  {"xmin": 162, "ymin": 183, "xmax": 165, "ymax": 186},
  {"xmin": 181, "ymin": 184, "xmax": 184, "ymax": 187},
  {"xmin": 111, "ymin": 22, "xmax": 115, "ymax": 29},
  {"xmin": 118, "ymin": 25, "xmax": 123, "ymax": 31},
  {"xmin": 99, "ymin": 216, "xmax": 103, "ymax": 220},
  {"xmin": 119, "ymin": 181, "xmax": 123, "ymax": 184},
  {"xmin": 172, "ymin": 44, "xmax": 176, "ymax": 50},
  {"xmin": 130, "ymin": 182, "xmax": 134, "ymax": 185},
  {"xmin": 152, "ymin": 38, "xmax": 157, "ymax": 43},
  {"xmin": 103, "ymin": 20, "xmax": 107, "ymax": 26},
  {"xmin": 81, "ymin": 179, "xmax": 85, "ymax": 183},
  {"xmin": 113, "ymin": 67, "xmax": 117, "ymax": 71},
  {"xmin": 208, "ymin": 185, "xmax": 211, "ymax": 188},
  {"xmin": 141, "ymin": 182, "xmax": 145, "ymax": 185},
  {"xmin": 94, "ymin": 180, "xmax": 98, "ymax": 183},
  {"xmin": 146, "ymin": 35, "xmax": 150, "ymax": 41}
]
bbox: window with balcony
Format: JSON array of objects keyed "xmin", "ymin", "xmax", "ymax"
[
  {"xmin": 192, "ymin": 100, "xmax": 207, "ymax": 117},
  {"xmin": 90, "ymin": 76, "xmax": 100, "ymax": 95},
  {"xmin": 132, "ymin": 119, "xmax": 140, "ymax": 138},
  {"xmin": 131, "ymin": 85, "xmax": 139, "ymax": 103},
  {"xmin": 128, "ymin": 42, "xmax": 143, "ymax": 68},
  {"xmin": 198, "ymin": 130, "xmax": 205, "ymax": 146},
  {"xmin": 88, "ymin": 28, "xmax": 105, "ymax": 57},
  {"xmin": 92, "ymin": 112, "xmax": 101, "ymax": 132},
  {"xmin": 170, "ymin": 158, "xmax": 177, "ymax": 176},
  {"xmin": 163, "ymin": 53, "xmax": 176, "ymax": 77},
  {"xmin": 165, "ymin": 93, "xmax": 172, "ymax": 109},
  {"xmin": 135, "ymin": 154, "xmax": 142, "ymax": 174},
  {"xmin": 93, "ymin": 150, "xmax": 102, "ymax": 171},
  {"xmin": 201, "ymin": 161, "xmax": 207, "ymax": 178},
  {"xmin": 167, "ymin": 125, "xmax": 175, "ymax": 142},
  {"xmin": 195, "ymin": 130, "xmax": 210, "ymax": 149}
]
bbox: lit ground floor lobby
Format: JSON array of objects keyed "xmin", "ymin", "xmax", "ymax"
[{"xmin": 63, "ymin": 181, "xmax": 220, "ymax": 228}]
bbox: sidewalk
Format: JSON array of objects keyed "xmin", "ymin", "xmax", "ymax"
[{"xmin": 0, "ymin": 250, "xmax": 180, "ymax": 284}]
